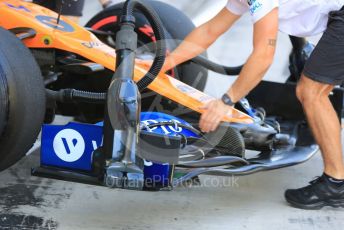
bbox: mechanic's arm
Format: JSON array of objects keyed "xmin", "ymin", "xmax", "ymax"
[
  {"xmin": 227, "ymin": 8, "xmax": 278, "ymax": 102},
  {"xmin": 200, "ymin": 8, "xmax": 279, "ymax": 133},
  {"xmin": 162, "ymin": 8, "xmax": 241, "ymax": 71}
]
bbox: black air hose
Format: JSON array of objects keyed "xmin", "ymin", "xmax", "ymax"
[
  {"xmin": 122, "ymin": 1, "xmax": 244, "ymax": 78},
  {"xmin": 191, "ymin": 56, "xmax": 243, "ymax": 76},
  {"xmin": 48, "ymin": 1, "xmax": 245, "ymax": 105},
  {"xmin": 122, "ymin": 0, "xmax": 166, "ymax": 91},
  {"xmin": 46, "ymin": 89, "xmax": 106, "ymax": 104}
]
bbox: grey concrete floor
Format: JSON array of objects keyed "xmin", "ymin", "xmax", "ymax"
[{"xmin": 0, "ymin": 1, "xmax": 343, "ymax": 229}]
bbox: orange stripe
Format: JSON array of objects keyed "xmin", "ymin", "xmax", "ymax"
[{"xmin": 91, "ymin": 16, "xmax": 117, "ymax": 30}]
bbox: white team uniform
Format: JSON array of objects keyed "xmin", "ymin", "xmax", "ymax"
[{"xmin": 226, "ymin": 0, "xmax": 344, "ymax": 37}]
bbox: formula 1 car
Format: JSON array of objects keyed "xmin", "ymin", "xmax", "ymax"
[{"xmin": 0, "ymin": 0, "xmax": 343, "ymax": 190}]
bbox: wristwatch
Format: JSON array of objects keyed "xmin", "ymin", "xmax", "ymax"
[{"xmin": 221, "ymin": 93, "xmax": 235, "ymax": 106}]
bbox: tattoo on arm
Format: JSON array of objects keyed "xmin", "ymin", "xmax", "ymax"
[{"xmin": 268, "ymin": 39, "xmax": 277, "ymax": 47}]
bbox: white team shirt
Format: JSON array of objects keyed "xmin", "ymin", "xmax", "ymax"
[{"xmin": 226, "ymin": 0, "xmax": 344, "ymax": 37}]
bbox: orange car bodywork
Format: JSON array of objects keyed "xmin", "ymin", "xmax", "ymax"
[{"xmin": 0, "ymin": 0, "xmax": 253, "ymax": 124}]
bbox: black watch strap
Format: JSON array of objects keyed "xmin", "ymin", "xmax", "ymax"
[{"xmin": 221, "ymin": 93, "xmax": 235, "ymax": 106}]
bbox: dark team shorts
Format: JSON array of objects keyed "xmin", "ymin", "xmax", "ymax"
[
  {"xmin": 303, "ymin": 6, "xmax": 344, "ymax": 85},
  {"xmin": 33, "ymin": 0, "xmax": 85, "ymax": 17}
]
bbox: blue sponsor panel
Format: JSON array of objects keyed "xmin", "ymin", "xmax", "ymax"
[
  {"xmin": 140, "ymin": 112, "xmax": 199, "ymax": 186},
  {"xmin": 95, "ymin": 112, "xmax": 198, "ymax": 186},
  {"xmin": 143, "ymin": 160, "xmax": 170, "ymax": 187},
  {"xmin": 140, "ymin": 112, "xmax": 198, "ymax": 138},
  {"xmin": 41, "ymin": 122, "xmax": 103, "ymax": 171},
  {"xmin": 41, "ymin": 112, "xmax": 198, "ymax": 186}
]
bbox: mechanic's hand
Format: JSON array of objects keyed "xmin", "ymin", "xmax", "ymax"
[{"xmin": 199, "ymin": 99, "xmax": 233, "ymax": 133}]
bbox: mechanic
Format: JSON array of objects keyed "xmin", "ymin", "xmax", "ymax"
[
  {"xmin": 157, "ymin": 0, "xmax": 344, "ymax": 209},
  {"xmin": 30, "ymin": 0, "xmax": 85, "ymax": 23}
]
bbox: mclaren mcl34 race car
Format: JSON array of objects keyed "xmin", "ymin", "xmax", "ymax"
[{"xmin": 0, "ymin": 0, "xmax": 343, "ymax": 190}]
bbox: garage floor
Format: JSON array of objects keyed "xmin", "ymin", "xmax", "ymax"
[
  {"xmin": 1, "ymin": 149, "xmax": 343, "ymax": 230},
  {"xmin": 0, "ymin": 1, "xmax": 343, "ymax": 229}
]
